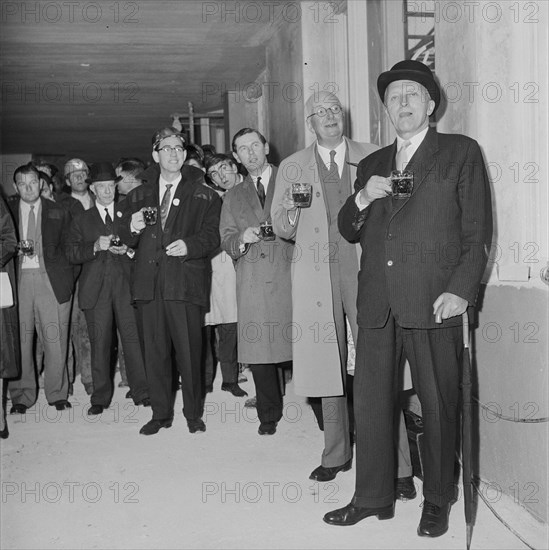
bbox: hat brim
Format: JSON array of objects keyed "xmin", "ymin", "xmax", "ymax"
[{"xmin": 377, "ymin": 69, "xmax": 440, "ymax": 112}]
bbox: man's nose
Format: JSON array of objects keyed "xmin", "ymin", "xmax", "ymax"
[{"xmin": 400, "ymin": 95, "xmax": 409, "ymax": 106}]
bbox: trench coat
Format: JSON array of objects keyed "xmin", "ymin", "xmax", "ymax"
[
  {"xmin": 271, "ymin": 138, "xmax": 378, "ymax": 396},
  {"xmin": 220, "ymin": 166, "xmax": 293, "ymax": 364}
]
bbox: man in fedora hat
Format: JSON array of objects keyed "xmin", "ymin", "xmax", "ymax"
[
  {"xmin": 120, "ymin": 127, "xmax": 221, "ymax": 436},
  {"xmin": 67, "ymin": 162, "xmax": 150, "ymax": 415},
  {"xmin": 325, "ymin": 60, "xmax": 492, "ymax": 537}
]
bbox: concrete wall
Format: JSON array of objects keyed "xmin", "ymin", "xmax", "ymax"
[{"xmin": 436, "ymin": 1, "xmax": 548, "ymax": 522}]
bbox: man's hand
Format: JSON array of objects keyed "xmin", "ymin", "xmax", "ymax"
[
  {"xmin": 241, "ymin": 227, "xmax": 261, "ymax": 244},
  {"xmin": 109, "ymin": 244, "xmax": 128, "ymax": 255},
  {"xmin": 130, "ymin": 209, "xmax": 146, "ymax": 233},
  {"xmin": 358, "ymin": 175, "xmax": 392, "ymax": 206},
  {"xmin": 282, "ymin": 187, "xmax": 297, "ymax": 211},
  {"xmin": 94, "ymin": 235, "xmax": 113, "ymax": 253},
  {"xmin": 166, "ymin": 239, "xmax": 187, "ymax": 257},
  {"xmin": 433, "ymin": 292, "xmax": 468, "ymax": 324}
]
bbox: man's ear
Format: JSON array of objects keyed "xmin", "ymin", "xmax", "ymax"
[
  {"xmin": 306, "ymin": 118, "xmax": 314, "ymax": 133},
  {"xmin": 152, "ymin": 149, "xmax": 160, "ymax": 164},
  {"xmin": 89, "ymin": 183, "xmax": 97, "ymax": 196},
  {"xmin": 232, "ymin": 151, "xmax": 241, "ymax": 165},
  {"xmin": 12, "ymin": 183, "xmax": 18, "ymax": 195},
  {"xmin": 264, "ymin": 142, "xmax": 270, "ymax": 156},
  {"xmin": 427, "ymin": 99, "xmax": 435, "ymax": 117}
]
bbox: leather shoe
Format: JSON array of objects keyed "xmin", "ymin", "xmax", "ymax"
[
  {"xmin": 87, "ymin": 405, "xmax": 104, "ymax": 415},
  {"xmin": 309, "ymin": 458, "xmax": 352, "ymax": 482},
  {"xmin": 187, "ymin": 418, "xmax": 206, "ymax": 433},
  {"xmin": 323, "ymin": 502, "xmax": 395, "ymax": 526},
  {"xmin": 0, "ymin": 426, "xmax": 9, "ymax": 439},
  {"xmin": 258, "ymin": 422, "xmax": 277, "ymax": 435},
  {"xmin": 139, "ymin": 418, "xmax": 173, "ymax": 435},
  {"xmin": 244, "ymin": 396, "xmax": 257, "ymax": 408},
  {"xmin": 135, "ymin": 398, "xmax": 151, "ymax": 407},
  {"xmin": 221, "ymin": 382, "xmax": 248, "ymax": 397},
  {"xmin": 10, "ymin": 404, "xmax": 28, "ymax": 415},
  {"xmin": 395, "ymin": 476, "xmax": 417, "ymax": 500},
  {"xmin": 417, "ymin": 501, "xmax": 450, "ymax": 537},
  {"xmin": 52, "ymin": 400, "xmax": 72, "ymax": 411},
  {"xmin": 205, "ymin": 384, "xmax": 213, "ymax": 393},
  {"xmin": 125, "ymin": 390, "xmax": 132, "ymax": 399}
]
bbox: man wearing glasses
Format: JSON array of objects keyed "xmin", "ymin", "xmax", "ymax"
[
  {"xmin": 120, "ymin": 127, "xmax": 222, "ymax": 435},
  {"xmin": 272, "ymin": 92, "xmax": 415, "ymax": 497}
]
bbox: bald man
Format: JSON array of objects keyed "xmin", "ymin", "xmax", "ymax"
[{"xmin": 272, "ymin": 92, "xmax": 415, "ymax": 494}]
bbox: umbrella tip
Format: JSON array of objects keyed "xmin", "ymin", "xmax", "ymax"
[{"xmin": 466, "ymin": 524, "xmax": 473, "ymax": 549}]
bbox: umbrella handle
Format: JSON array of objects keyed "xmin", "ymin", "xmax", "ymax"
[{"xmin": 462, "ymin": 312, "xmax": 470, "ymax": 349}]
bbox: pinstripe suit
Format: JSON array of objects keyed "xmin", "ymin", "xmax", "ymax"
[{"xmin": 338, "ymin": 128, "xmax": 492, "ymax": 507}]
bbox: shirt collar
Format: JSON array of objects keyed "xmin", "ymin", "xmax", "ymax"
[
  {"xmin": 159, "ymin": 173, "xmax": 182, "ymax": 189},
  {"xmin": 397, "ymin": 126, "xmax": 429, "ymax": 150},
  {"xmin": 253, "ymin": 164, "xmax": 271, "ymax": 185},
  {"xmin": 317, "ymin": 138, "xmax": 346, "ymax": 158}
]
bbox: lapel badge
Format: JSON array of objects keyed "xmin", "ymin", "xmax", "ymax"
[
  {"xmin": 173, "ymin": 198, "xmax": 180, "ymax": 206},
  {"xmin": 116, "ymin": 211, "xmax": 122, "ymax": 218}
]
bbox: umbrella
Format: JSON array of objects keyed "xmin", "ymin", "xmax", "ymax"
[{"xmin": 462, "ymin": 312, "xmax": 474, "ymax": 549}]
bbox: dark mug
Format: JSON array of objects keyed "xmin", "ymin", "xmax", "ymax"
[{"xmin": 259, "ymin": 222, "xmax": 275, "ymax": 241}]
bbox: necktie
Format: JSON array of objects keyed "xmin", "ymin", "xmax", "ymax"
[
  {"xmin": 160, "ymin": 183, "xmax": 173, "ymax": 230},
  {"xmin": 104, "ymin": 208, "xmax": 113, "ymax": 233},
  {"xmin": 327, "ymin": 150, "xmax": 339, "ymax": 183},
  {"xmin": 256, "ymin": 177, "xmax": 265, "ymax": 209},
  {"xmin": 27, "ymin": 205, "xmax": 36, "ymax": 255},
  {"xmin": 395, "ymin": 140, "xmax": 412, "ymax": 171}
]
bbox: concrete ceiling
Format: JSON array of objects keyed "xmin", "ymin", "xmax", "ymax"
[{"xmin": 0, "ymin": 1, "xmax": 285, "ymax": 163}]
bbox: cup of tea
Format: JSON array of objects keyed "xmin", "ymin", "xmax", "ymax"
[
  {"xmin": 110, "ymin": 235, "xmax": 122, "ymax": 247},
  {"xmin": 390, "ymin": 170, "xmax": 414, "ymax": 199},
  {"xmin": 259, "ymin": 221, "xmax": 275, "ymax": 241},
  {"xmin": 291, "ymin": 183, "xmax": 312, "ymax": 208},
  {"xmin": 142, "ymin": 206, "xmax": 157, "ymax": 225},
  {"xmin": 20, "ymin": 239, "xmax": 34, "ymax": 256}
]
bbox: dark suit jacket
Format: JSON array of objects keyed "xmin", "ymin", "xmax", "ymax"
[
  {"xmin": 67, "ymin": 203, "xmax": 133, "ymax": 310},
  {"xmin": 119, "ymin": 164, "xmax": 221, "ymax": 307},
  {"xmin": 338, "ymin": 128, "xmax": 493, "ymax": 330},
  {"xmin": 7, "ymin": 196, "xmax": 75, "ymax": 304}
]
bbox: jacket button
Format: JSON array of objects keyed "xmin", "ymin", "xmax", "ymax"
[
  {"xmin": 317, "ymin": 301, "xmax": 322, "ymax": 307},
  {"xmin": 316, "ymin": 192, "xmax": 321, "ymax": 197},
  {"xmin": 314, "ymin": 227, "xmax": 319, "ymax": 233},
  {"xmin": 387, "ymin": 260, "xmax": 393, "ymax": 266},
  {"xmin": 151, "ymin": 234, "xmax": 156, "ymax": 239},
  {"xmin": 387, "ymin": 233, "xmax": 393, "ymax": 240}
]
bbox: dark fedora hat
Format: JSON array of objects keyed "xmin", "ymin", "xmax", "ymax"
[
  {"xmin": 377, "ymin": 59, "xmax": 440, "ymax": 112},
  {"xmin": 87, "ymin": 162, "xmax": 121, "ymax": 184}
]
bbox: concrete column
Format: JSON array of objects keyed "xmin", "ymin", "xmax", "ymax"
[{"xmin": 436, "ymin": 0, "xmax": 548, "ymax": 526}]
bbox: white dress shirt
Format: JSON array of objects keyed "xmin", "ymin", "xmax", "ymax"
[
  {"xmin": 159, "ymin": 173, "xmax": 182, "ymax": 219},
  {"xmin": 317, "ymin": 139, "xmax": 346, "ymax": 178},
  {"xmin": 20, "ymin": 199, "xmax": 41, "ymax": 269}
]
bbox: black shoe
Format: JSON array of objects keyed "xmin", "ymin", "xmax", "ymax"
[
  {"xmin": 139, "ymin": 418, "xmax": 173, "ymax": 435},
  {"xmin": 10, "ymin": 404, "xmax": 28, "ymax": 415},
  {"xmin": 221, "ymin": 382, "xmax": 248, "ymax": 397},
  {"xmin": 0, "ymin": 425, "xmax": 9, "ymax": 439},
  {"xmin": 309, "ymin": 458, "xmax": 352, "ymax": 482},
  {"xmin": 395, "ymin": 476, "xmax": 417, "ymax": 500},
  {"xmin": 244, "ymin": 396, "xmax": 257, "ymax": 408},
  {"xmin": 417, "ymin": 501, "xmax": 450, "ymax": 537},
  {"xmin": 52, "ymin": 400, "xmax": 72, "ymax": 411},
  {"xmin": 87, "ymin": 405, "xmax": 104, "ymax": 416},
  {"xmin": 187, "ymin": 418, "xmax": 206, "ymax": 433},
  {"xmin": 205, "ymin": 384, "xmax": 214, "ymax": 393},
  {"xmin": 258, "ymin": 422, "xmax": 277, "ymax": 435},
  {"xmin": 125, "ymin": 390, "xmax": 132, "ymax": 399},
  {"xmin": 323, "ymin": 502, "xmax": 395, "ymax": 526},
  {"xmin": 135, "ymin": 398, "xmax": 151, "ymax": 407}
]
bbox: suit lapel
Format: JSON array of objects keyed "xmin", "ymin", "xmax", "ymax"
[
  {"xmin": 242, "ymin": 175, "xmax": 263, "ymax": 222},
  {"xmin": 263, "ymin": 165, "xmax": 277, "ymax": 220}
]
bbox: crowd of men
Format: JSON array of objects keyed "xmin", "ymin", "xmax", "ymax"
[{"xmin": 0, "ymin": 60, "xmax": 492, "ymax": 539}]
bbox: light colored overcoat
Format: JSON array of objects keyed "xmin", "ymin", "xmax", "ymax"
[
  {"xmin": 271, "ymin": 139, "xmax": 378, "ymax": 396},
  {"xmin": 220, "ymin": 166, "xmax": 293, "ymax": 364}
]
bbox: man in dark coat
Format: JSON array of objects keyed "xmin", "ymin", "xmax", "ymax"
[
  {"xmin": 67, "ymin": 162, "xmax": 150, "ymax": 415},
  {"xmin": 326, "ymin": 60, "xmax": 493, "ymax": 538},
  {"xmin": 120, "ymin": 127, "xmax": 221, "ymax": 435}
]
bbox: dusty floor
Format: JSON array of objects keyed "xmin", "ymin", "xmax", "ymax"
[{"xmin": 0, "ymin": 372, "xmax": 537, "ymax": 550}]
